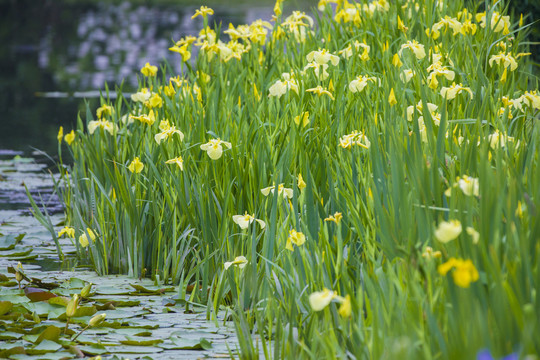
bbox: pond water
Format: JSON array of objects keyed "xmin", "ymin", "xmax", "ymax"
[{"xmin": 0, "ymin": 0, "xmax": 311, "ymax": 156}]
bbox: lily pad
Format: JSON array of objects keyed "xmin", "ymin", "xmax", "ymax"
[
  {"xmin": 35, "ymin": 325, "xmax": 62, "ymax": 345},
  {"xmin": 24, "ymin": 287, "xmax": 58, "ymax": 302},
  {"xmin": 26, "ymin": 340, "xmax": 62, "ymax": 355},
  {"xmin": 0, "ymin": 331, "xmax": 24, "ymax": 340},
  {"xmin": 120, "ymin": 336, "xmax": 163, "ymax": 346},
  {"xmin": 0, "ymin": 246, "xmax": 32, "ymax": 258},
  {"xmin": 78, "ymin": 343, "xmax": 109, "ymax": 355},
  {"xmin": 105, "ymin": 345, "xmax": 163, "ymax": 354},
  {"xmin": 0, "ymin": 300, "xmax": 13, "ymax": 315},
  {"xmin": 0, "ymin": 233, "xmax": 25, "ymax": 250},
  {"xmin": 130, "ymin": 284, "xmax": 175, "ymax": 294},
  {"xmin": 164, "ymin": 336, "xmax": 213, "ymax": 350},
  {"xmin": 48, "ymin": 296, "xmax": 70, "ymax": 307}
]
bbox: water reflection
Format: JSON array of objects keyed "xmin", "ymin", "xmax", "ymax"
[{"xmin": 0, "ymin": 0, "xmax": 309, "ymax": 156}]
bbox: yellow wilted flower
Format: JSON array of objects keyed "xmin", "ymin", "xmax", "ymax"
[
  {"xmin": 232, "ymin": 212, "xmax": 266, "ymax": 230},
  {"xmin": 200, "ymin": 138, "xmax": 232, "ymax": 160},
  {"xmin": 140, "ymin": 62, "xmax": 158, "ymax": 77},
  {"xmin": 339, "ymin": 131, "xmax": 370, "ymax": 149},
  {"xmin": 397, "ymin": 15, "xmax": 408, "ymax": 32},
  {"xmin": 128, "ymin": 157, "xmax": 144, "ymax": 174},
  {"xmin": 192, "ymin": 6, "xmax": 214, "ymax": 19},
  {"xmin": 438, "ymin": 257, "xmax": 479, "ymax": 288},
  {"xmin": 434, "ymin": 220, "xmax": 462, "ymax": 243},
  {"xmin": 286, "ymin": 229, "xmax": 306, "ymax": 251},
  {"xmin": 224, "ymin": 256, "xmax": 248, "ymax": 270},
  {"xmin": 165, "ymin": 156, "xmax": 184, "ymax": 171},
  {"xmin": 64, "ymin": 130, "xmax": 75, "ymax": 145},
  {"xmin": 388, "ymin": 88, "xmax": 397, "ymax": 106}
]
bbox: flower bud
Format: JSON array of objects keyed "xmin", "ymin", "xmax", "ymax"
[
  {"xmin": 80, "ymin": 283, "xmax": 92, "ymax": 298},
  {"xmin": 66, "ymin": 294, "xmax": 79, "ymax": 318},
  {"xmin": 89, "ymin": 313, "xmax": 106, "ymax": 327}
]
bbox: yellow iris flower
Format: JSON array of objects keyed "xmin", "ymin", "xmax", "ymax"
[
  {"xmin": 261, "ymin": 183, "xmax": 293, "ymax": 199},
  {"xmin": 165, "ymin": 157, "xmax": 184, "ymax": 171},
  {"xmin": 286, "ymin": 229, "xmax": 306, "ymax": 251},
  {"xmin": 438, "ymin": 257, "xmax": 479, "ymax": 288},
  {"xmin": 398, "ymin": 40, "xmax": 426, "ymax": 60},
  {"xmin": 128, "ymin": 157, "xmax": 144, "ymax": 174},
  {"xmin": 200, "ymin": 138, "xmax": 232, "ymax": 160},
  {"xmin": 434, "ymin": 220, "xmax": 462, "ymax": 243},
  {"xmin": 306, "ymin": 86, "xmax": 335, "ymax": 100},
  {"xmin": 224, "ymin": 256, "xmax": 248, "ymax": 270},
  {"xmin": 88, "ymin": 120, "xmax": 115, "ymax": 135},
  {"xmin": 324, "ymin": 212, "xmax": 343, "ymax": 224},
  {"xmin": 232, "ymin": 212, "xmax": 266, "ymax": 230},
  {"xmin": 348, "ymin": 75, "xmax": 380, "ymax": 93},
  {"xmin": 64, "ymin": 130, "xmax": 75, "ymax": 145},
  {"xmin": 440, "ymin": 83, "xmax": 473, "ymax": 100},
  {"xmin": 58, "ymin": 226, "xmax": 75, "ymax": 238},
  {"xmin": 140, "ymin": 62, "xmax": 158, "ymax": 77}
]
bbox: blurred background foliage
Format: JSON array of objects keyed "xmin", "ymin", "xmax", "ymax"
[{"xmin": 0, "ymin": 0, "xmax": 537, "ymax": 155}]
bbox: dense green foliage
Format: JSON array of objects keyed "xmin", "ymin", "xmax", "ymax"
[{"xmin": 43, "ymin": 0, "xmax": 540, "ymax": 358}]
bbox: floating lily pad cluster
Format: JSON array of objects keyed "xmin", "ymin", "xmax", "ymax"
[{"xmin": 0, "ymin": 266, "xmax": 236, "ymax": 359}]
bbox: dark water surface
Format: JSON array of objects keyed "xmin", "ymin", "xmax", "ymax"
[{"xmin": 0, "ymin": 0, "xmax": 311, "ymax": 156}]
